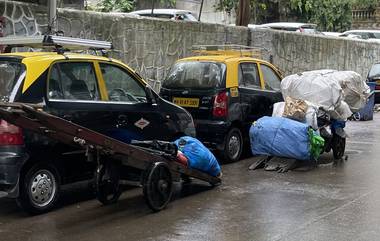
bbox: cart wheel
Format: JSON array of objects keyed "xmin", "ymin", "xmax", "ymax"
[
  {"xmin": 143, "ymin": 162, "xmax": 173, "ymax": 212},
  {"xmin": 332, "ymin": 135, "xmax": 346, "ymax": 160},
  {"xmin": 96, "ymin": 163, "xmax": 122, "ymax": 205}
]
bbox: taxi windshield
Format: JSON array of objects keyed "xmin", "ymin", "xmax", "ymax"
[
  {"xmin": 0, "ymin": 59, "xmax": 25, "ymax": 102},
  {"xmin": 163, "ymin": 61, "xmax": 226, "ymax": 89}
]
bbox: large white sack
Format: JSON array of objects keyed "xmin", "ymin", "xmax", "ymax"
[
  {"xmin": 304, "ymin": 102, "xmax": 318, "ymax": 130},
  {"xmin": 329, "ymin": 101, "xmax": 353, "ymax": 120},
  {"xmin": 281, "ymin": 70, "xmax": 344, "ymax": 113},
  {"xmin": 281, "ymin": 69, "xmax": 369, "ymax": 120},
  {"xmin": 331, "ymin": 71, "xmax": 370, "ymax": 112}
]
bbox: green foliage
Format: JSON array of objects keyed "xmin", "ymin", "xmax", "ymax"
[
  {"xmin": 289, "ymin": 0, "xmax": 353, "ymax": 31},
  {"xmin": 162, "ymin": 0, "xmax": 176, "ymax": 8},
  {"xmin": 352, "ymin": 0, "xmax": 378, "ymax": 9},
  {"xmin": 217, "ymin": 0, "xmax": 378, "ymax": 31},
  {"xmin": 97, "ymin": 0, "xmax": 135, "ymax": 12},
  {"xmin": 96, "ymin": 0, "xmax": 176, "ymax": 12},
  {"xmin": 215, "ymin": 0, "xmax": 276, "ymax": 23},
  {"xmin": 215, "ymin": 0, "xmax": 238, "ymax": 13}
]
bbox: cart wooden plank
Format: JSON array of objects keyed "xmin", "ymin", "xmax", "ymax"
[{"xmin": 0, "ymin": 102, "xmax": 221, "ymax": 185}]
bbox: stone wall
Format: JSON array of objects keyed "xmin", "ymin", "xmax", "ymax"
[
  {"xmin": 250, "ymin": 29, "xmax": 380, "ymax": 78},
  {"xmin": 55, "ymin": 9, "xmax": 248, "ymax": 84},
  {"xmin": 0, "ymin": 0, "xmax": 248, "ymax": 85},
  {"xmin": 1, "ymin": 0, "xmax": 380, "ymax": 84},
  {"xmin": 15, "ymin": 0, "xmax": 85, "ymax": 9}
]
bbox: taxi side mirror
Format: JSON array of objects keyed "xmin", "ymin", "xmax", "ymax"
[{"xmin": 145, "ymin": 85, "xmax": 157, "ymax": 106}]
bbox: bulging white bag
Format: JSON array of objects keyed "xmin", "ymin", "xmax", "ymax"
[{"xmin": 281, "ymin": 70, "xmax": 370, "ymax": 120}]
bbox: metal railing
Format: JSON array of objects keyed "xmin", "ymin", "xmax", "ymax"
[
  {"xmin": 192, "ymin": 45, "xmax": 262, "ymax": 58},
  {"xmin": 352, "ymin": 9, "xmax": 376, "ymax": 19}
]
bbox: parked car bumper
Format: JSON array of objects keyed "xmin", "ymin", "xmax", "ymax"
[
  {"xmin": 195, "ymin": 119, "xmax": 231, "ymax": 150},
  {"xmin": 0, "ymin": 146, "xmax": 28, "ymax": 198}
]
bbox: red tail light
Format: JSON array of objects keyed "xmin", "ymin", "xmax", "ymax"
[
  {"xmin": 213, "ymin": 91, "xmax": 228, "ymax": 117},
  {"xmin": 0, "ymin": 120, "xmax": 24, "ymax": 145}
]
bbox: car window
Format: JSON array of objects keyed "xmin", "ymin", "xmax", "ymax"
[
  {"xmin": 368, "ymin": 63, "xmax": 380, "ymax": 78},
  {"xmin": 239, "ymin": 63, "xmax": 260, "ymax": 88},
  {"xmin": 48, "ymin": 62, "xmax": 99, "ymax": 101},
  {"xmin": 0, "ymin": 59, "xmax": 25, "ymax": 102},
  {"xmin": 140, "ymin": 13, "xmax": 173, "ymax": 19},
  {"xmin": 154, "ymin": 14, "xmax": 173, "ymax": 19},
  {"xmin": 357, "ymin": 32, "xmax": 369, "ymax": 39},
  {"xmin": 175, "ymin": 14, "xmax": 185, "ymax": 20},
  {"xmin": 100, "ymin": 63, "xmax": 147, "ymax": 103},
  {"xmin": 260, "ymin": 64, "xmax": 281, "ymax": 91},
  {"xmin": 368, "ymin": 33, "xmax": 376, "ymax": 39},
  {"xmin": 184, "ymin": 13, "xmax": 197, "ymax": 21},
  {"xmin": 163, "ymin": 61, "xmax": 225, "ymax": 89}
]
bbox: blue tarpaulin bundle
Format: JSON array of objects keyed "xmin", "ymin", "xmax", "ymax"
[
  {"xmin": 174, "ymin": 136, "xmax": 221, "ymax": 177},
  {"xmin": 250, "ymin": 116, "xmax": 312, "ymax": 161}
]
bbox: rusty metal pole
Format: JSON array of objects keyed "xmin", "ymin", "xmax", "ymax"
[
  {"xmin": 48, "ymin": 0, "xmax": 58, "ymax": 34},
  {"xmin": 198, "ymin": 0, "xmax": 204, "ymax": 21},
  {"xmin": 0, "ymin": 17, "xmax": 5, "ymax": 53},
  {"xmin": 236, "ymin": 0, "xmax": 251, "ymax": 26}
]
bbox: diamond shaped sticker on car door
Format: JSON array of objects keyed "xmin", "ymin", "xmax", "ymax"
[{"xmin": 134, "ymin": 118, "xmax": 150, "ymax": 130}]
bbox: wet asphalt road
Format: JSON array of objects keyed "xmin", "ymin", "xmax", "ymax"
[{"xmin": 1, "ymin": 113, "xmax": 380, "ymax": 241}]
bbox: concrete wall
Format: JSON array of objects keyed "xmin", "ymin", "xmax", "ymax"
[
  {"xmin": 1, "ymin": 0, "xmax": 380, "ymax": 85},
  {"xmin": 13, "ymin": 0, "xmax": 85, "ymax": 9},
  {"xmin": 0, "ymin": 0, "xmax": 248, "ymax": 86},
  {"xmin": 250, "ymin": 30, "xmax": 380, "ymax": 78}
]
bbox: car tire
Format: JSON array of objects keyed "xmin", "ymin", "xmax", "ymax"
[
  {"xmin": 220, "ymin": 128, "xmax": 243, "ymax": 162},
  {"xmin": 16, "ymin": 162, "xmax": 61, "ymax": 215}
]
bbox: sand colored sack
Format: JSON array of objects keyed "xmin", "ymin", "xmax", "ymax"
[{"xmin": 283, "ymin": 96, "xmax": 308, "ymax": 121}]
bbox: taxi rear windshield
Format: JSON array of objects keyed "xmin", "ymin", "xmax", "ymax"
[
  {"xmin": 163, "ymin": 61, "xmax": 226, "ymax": 89},
  {"xmin": 0, "ymin": 59, "xmax": 25, "ymax": 102}
]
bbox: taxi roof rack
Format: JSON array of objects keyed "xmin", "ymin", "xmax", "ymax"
[
  {"xmin": 0, "ymin": 35, "xmax": 113, "ymax": 55},
  {"xmin": 192, "ymin": 45, "xmax": 262, "ymax": 58}
]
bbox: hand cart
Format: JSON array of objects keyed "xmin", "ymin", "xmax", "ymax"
[{"xmin": 0, "ymin": 102, "xmax": 221, "ymax": 211}]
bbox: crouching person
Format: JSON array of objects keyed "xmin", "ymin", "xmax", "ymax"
[{"xmin": 174, "ymin": 136, "xmax": 222, "ymax": 177}]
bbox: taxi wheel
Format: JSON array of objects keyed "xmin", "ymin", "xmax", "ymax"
[
  {"xmin": 221, "ymin": 128, "xmax": 243, "ymax": 163},
  {"xmin": 16, "ymin": 162, "xmax": 61, "ymax": 215}
]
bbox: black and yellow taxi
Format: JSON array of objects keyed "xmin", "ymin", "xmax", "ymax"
[
  {"xmin": 160, "ymin": 46, "xmax": 283, "ymax": 162},
  {"xmin": 0, "ymin": 35, "xmax": 195, "ymax": 214}
]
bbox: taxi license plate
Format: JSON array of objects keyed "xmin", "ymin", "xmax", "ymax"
[{"xmin": 173, "ymin": 97, "xmax": 199, "ymax": 107}]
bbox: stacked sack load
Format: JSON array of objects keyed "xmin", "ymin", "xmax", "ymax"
[
  {"xmin": 250, "ymin": 69, "xmax": 370, "ymax": 162},
  {"xmin": 281, "ymin": 70, "xmax": 370, "ymax": 121},
  {"xmin": 251, "ymin": 97, "xmax": 324, "ymax": 161}
]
